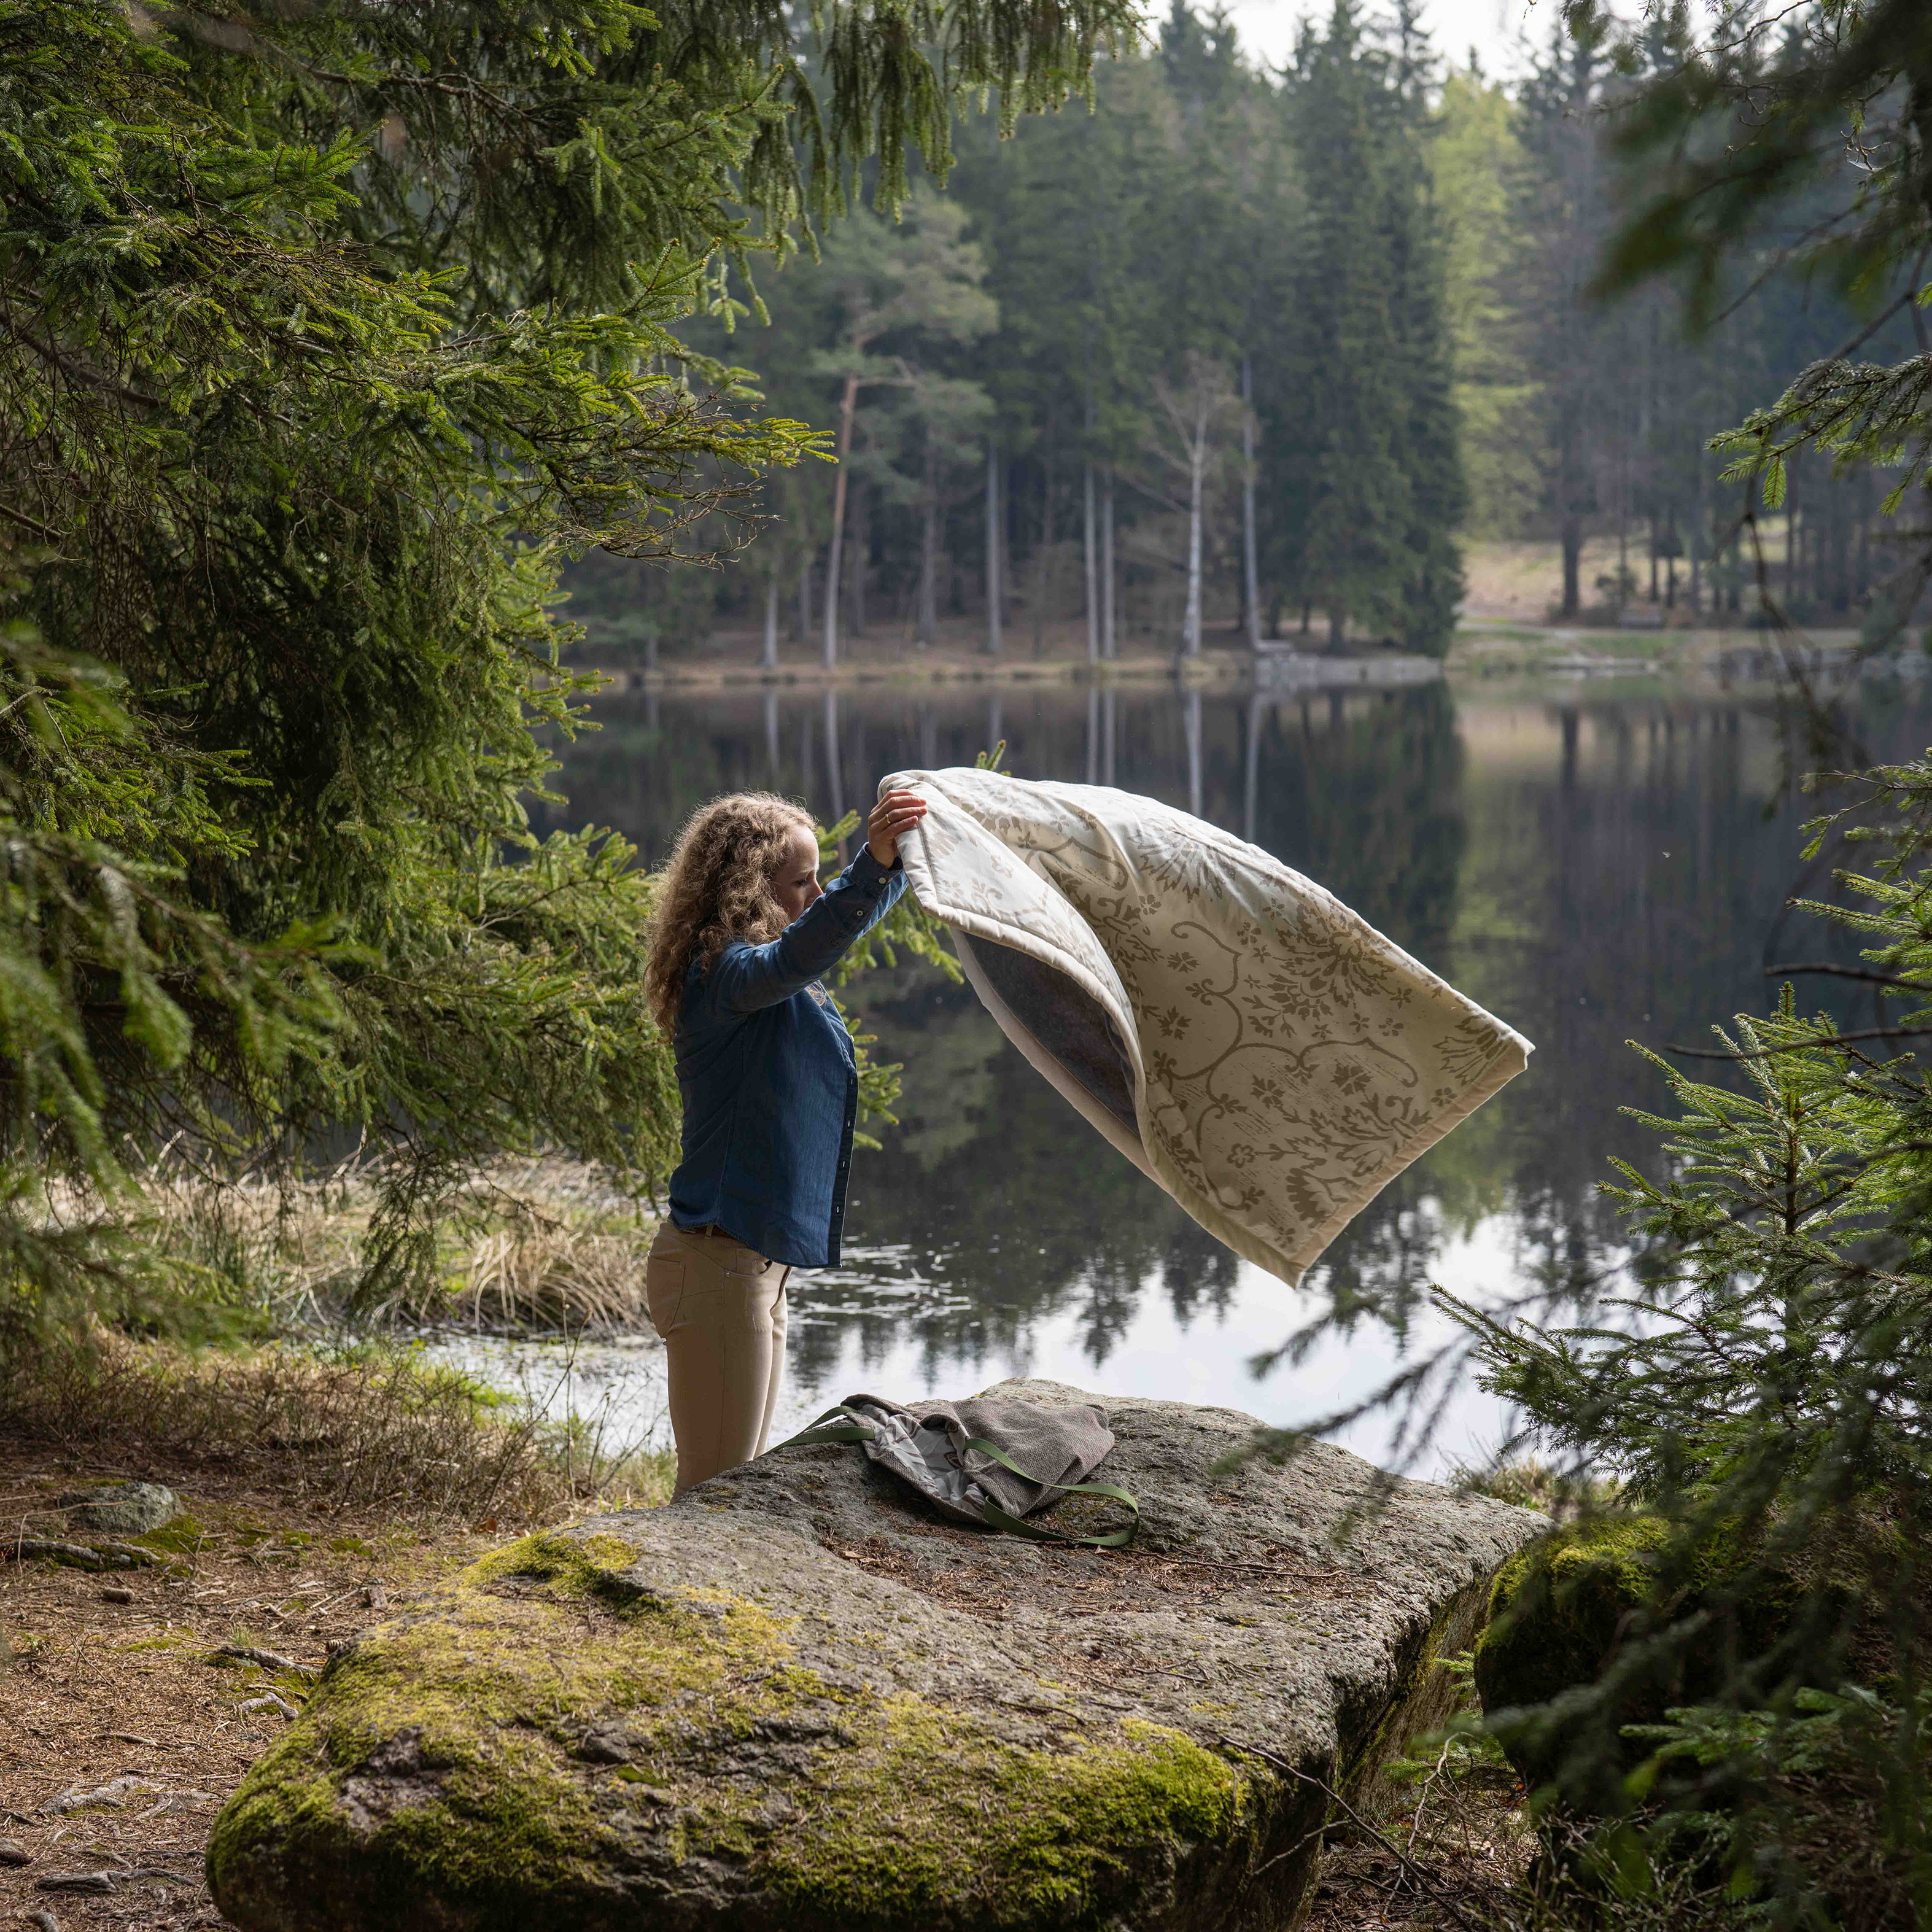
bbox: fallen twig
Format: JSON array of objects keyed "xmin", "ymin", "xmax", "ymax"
[
  {"xmin": 36, "ymin": 1871, "xmax": 119, "ymax": 1894},
  {"xmin": 239, "ymin": 1690, "xmax": 302, "ymax": 1720},
  {"xmin": 2, "ymin": 1537, "xmax": 155, "ymax": 1572},
  {"xmin": 42, "ymin": 1775, "xmax": 153, "ymax": 1815},
  {"xmin": 41, "ymin": 1776, "xmax": 217, "ymax": 1817},
  {"xmin": 212, "ymin": 1643, "xmax": 318, "ymax": 1677},
  {"xmin": 1217, "ymin": 1735, "xmax": 1492, "ymax": 1932},
  {"xmin": 1409, "ymin": 1735, "xmax": 1454, "ymax": 1852}
]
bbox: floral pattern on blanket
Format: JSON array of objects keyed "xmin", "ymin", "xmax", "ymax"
[{"xmin": 888, "ymin": 767, "xmax": 1532, "ymax": 1285}]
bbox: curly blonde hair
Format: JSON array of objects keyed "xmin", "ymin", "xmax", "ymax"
[{"xmin": 645, "ymin": 792, "xmax": 818, "ymax": 1034}]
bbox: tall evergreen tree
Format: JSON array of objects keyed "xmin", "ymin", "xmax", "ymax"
[
  {"xmin": 1279, "ymin": 0, "xmax": 1414, "ymax": 648},
  {"xmin": 0, "ymin": 0, "xmax": 1124, "ymax": 1332},
  {"xmin": 1383, "ymin": 2, "xmax": 1468, "ymax": 653},
  {"xmin": 1510, "ymin": 14, "xmax": 1617, "ymax": 616},
  {"xmin": 1432, "ymin": 64, "xmax": 1540, "ymax": 536}
]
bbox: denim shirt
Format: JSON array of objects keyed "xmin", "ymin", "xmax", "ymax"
[{"xmin": 667, "ymin": 847, "xmax": 907, "ymax": 1268}]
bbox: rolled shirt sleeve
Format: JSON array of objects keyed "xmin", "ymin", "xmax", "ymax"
[{"xmin": 705, "ymin": 848, "xmax": 907, "ymax": 1018}]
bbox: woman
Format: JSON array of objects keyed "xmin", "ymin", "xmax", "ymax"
[{"xmin": 642, "ymin": 785, "xmax": 929, "ymax": 1497}]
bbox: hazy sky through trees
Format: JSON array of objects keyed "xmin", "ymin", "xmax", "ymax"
[
  {"xmin": 1227, "ymin": 0, "xmax": 1543, "ymax": 76},
  {"xmin": 1227, "ymin": 0, "xmax": 1717, "ymax": 83}
]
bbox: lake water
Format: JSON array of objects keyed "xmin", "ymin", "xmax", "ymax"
[{"xmin": 430, "ymin": 665, "xmax": 1930, "ymax": 1477}]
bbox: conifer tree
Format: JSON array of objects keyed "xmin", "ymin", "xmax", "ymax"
[
  {"xmin": 0, "ymin": 0, "xmax": 1123, "ymax": 1333},
  {"xmin": 1432, "ymin": 64, "xmax": 1539, "ymax": 537},
  {"xmin": 1510, "ymin": 17, "xmax": 1618, "ymax": 616},
  {"xmin": 1279, "ymin": 0, "xmax": 1414, "ymax": 648},
  {"xmin": 1383, "ymin": 2, "xmax": 1467, "ymax": 653}
]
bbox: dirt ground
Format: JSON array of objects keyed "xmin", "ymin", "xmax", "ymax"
[
  {"xmin": 0, "ymin": 1443, "xmax": 491, "ymax": 1932},
  {"xmin": 1, "ymin": 1432, "xmax": 1529, "ymax": 1932}
]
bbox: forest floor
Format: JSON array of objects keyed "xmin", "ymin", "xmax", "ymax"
[
  {"xmin": 1, "ymin": 1403, "xmax": 1537, "ymax": 1932},
  {"xmin": 0, "ymin": 1437, "xmax": 506, "ymax": 1932}
]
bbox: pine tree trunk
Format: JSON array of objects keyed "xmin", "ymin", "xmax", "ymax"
[
  {"xmin": 1562, "ymin": 517, "xmax": 1583, "ymax": 621},
  {"xmin": 797, "ymin": 551, "xmax": 812, "ymax": 643},
  {"xmin": 761, "ymin": 572, "xmax": 779, "ymax": 669},
  {"xmin": 1690, "ymin": 453, "xmax": 1705, "ymax": 613},
  {"xmin": 1083, "ymin": 461, "xmax": 1099, "ymax": 663},
  {"xmin": 918, "ymin": 430, "xmax": 939, "ymax": 650},
  {"xmin": 1033, "ymin": 448, "xmax": 1056, "ymax": 658},
  {"xmin": 1101, "ymin": 468, "xmax": 1116, "ymax": 659},
  {"xmin": 1614, "ymin": 425, "xmax": 1629, "ymax": 609},
  {"xmin": 1855, "ymin": 473, "xmax": 1871, "ymax": 606},
  {"xmin": 1328, "ymin": 603, "xmax": 1345, "ymax": 652},
  {"xmin": 763, "ymin": 686, "xmax": 780, "ymax": 772},
  {"xmin": 1784, "ymin": 483, "xmax": 1798, "ymax": 608},
  {"xmin": 824, "ymin": 370, "xmax": 859, "ymax": 669},
  {"xmin": 985, "ymin": 440, "xmax": 1003, "ymax": 658},
  {"xmin": 1241, "ymin": 357, "xmax": 1262, "ymax": 650}
]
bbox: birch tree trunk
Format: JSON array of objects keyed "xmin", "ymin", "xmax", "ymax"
[
  {"xmin": 1083, "ymin": 461, "xmax": 1099, "ymax": 663},
  {"xmin": 1184, "ymin": 395, "xmax": 1208, "ymax": 656},
  {"xmin": 1101, "ymin": 468, "xmax": 1116, "ymax": 659},
  {"xmin": 918, "ymin": 427, "xmax": 939, "ymax": 648},
  {"xmin": 1241, "ymin": 357, "xmax": 1262, "ymax": 650},
  {"xmin": 1243, "ymin": 696, "xmax": 1261, "ymax": 845},
  {"xmin": 824, "ymin": 370, "xmax": 858, "ymax": 669},
  {"xmin": 761, "ymin": 571, "xmax": 779, "ymax": 669},
  {"xmin": 850, "ymin": 481, "xmax": 869, "ymax": 638},
  {"xmin": 1185, "ymin": 688, "xmax": 1203, "ymax": 815},
  {"xmin": 823, "ymin": 685, "xmax": 845, "ymax": 837},
  {"xmin": 985, "ymin": 439, "xmax": 1003, "ymax": 657}
]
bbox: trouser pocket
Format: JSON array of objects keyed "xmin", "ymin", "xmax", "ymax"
[{"xmin": 644, "ymin": 1253, "xmax": 685, "ymax": 1339}]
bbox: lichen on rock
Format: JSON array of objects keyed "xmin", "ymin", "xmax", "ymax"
[{"xmin": 209, "ymin": 1379, "xmax": 1546, "ymax": 1931}]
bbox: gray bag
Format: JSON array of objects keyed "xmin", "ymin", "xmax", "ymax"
[{"xmin": 784, "ymin": 1392, "xmax": 1138, "ymax": 1547}]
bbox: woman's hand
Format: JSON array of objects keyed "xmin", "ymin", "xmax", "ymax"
[{"xmin": 868, "ymin": 789, "xmax": 929, "ymax": 867}]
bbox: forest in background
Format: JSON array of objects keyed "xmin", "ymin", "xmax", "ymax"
[{"xmin": 565, "ymin": 0, "xmax": 1929, "ymax": 667}]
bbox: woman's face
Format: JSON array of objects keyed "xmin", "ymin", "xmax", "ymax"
[{"xmin": 769, "ymin": 822, "xmax": 824, "ymax": 923}]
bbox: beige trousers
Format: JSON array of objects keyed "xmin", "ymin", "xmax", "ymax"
[{"xmin": 645, "ymin": 1222, "xmax": 790, "ymax": 1500}]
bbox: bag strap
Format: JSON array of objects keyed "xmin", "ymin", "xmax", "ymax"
[
  {"xmin": 778, "ymin": 1405, "xmax": 881, "ymax": 1449},
  {"xmin": 962, "ymin": 1437, "xmax": 1140, "ymax": 1550},
  {"xmin": 780, "ymin": 1409, "xmax": 1140, "ymax": 1549}
]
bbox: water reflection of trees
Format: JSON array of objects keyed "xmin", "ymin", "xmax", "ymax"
[{"xmin": 541, "ymin": 675, "xmax": 1932, "ymax": 1378}]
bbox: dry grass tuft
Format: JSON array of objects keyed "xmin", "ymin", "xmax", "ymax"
[
  {"xmin": 0, "ymin": 1333, "xmax": 673, "ymax": 1531},
  {"xmin": 123, "ymin": 1152, "xmax": 661, "ymax": 1334}
]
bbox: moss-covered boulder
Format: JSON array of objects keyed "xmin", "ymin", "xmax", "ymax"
[
  {"xmin": 208, "ymin": 1379, "xmax": 1545, "ymax": 1932},
  {"xmin": 1473, "ymin": 1515, "xmax": 1880, "ymax": 1807}
]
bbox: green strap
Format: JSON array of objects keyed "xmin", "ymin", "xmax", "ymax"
[
  {"xmin": 778, "ymin": 1405, "xmax": 882, "ymax": 1449},
  {"xmin": 780, "ymin": 1410, "xmax": 1139, "ymax": 1548},
  {"xmin": 962, "ymin": 1437, "xmax": 1140, "ymax": 1549}
]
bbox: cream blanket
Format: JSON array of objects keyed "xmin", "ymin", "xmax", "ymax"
[{"xmin": 883, "ymin": 767, "xmax": 1532, "ymax": 1286}]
